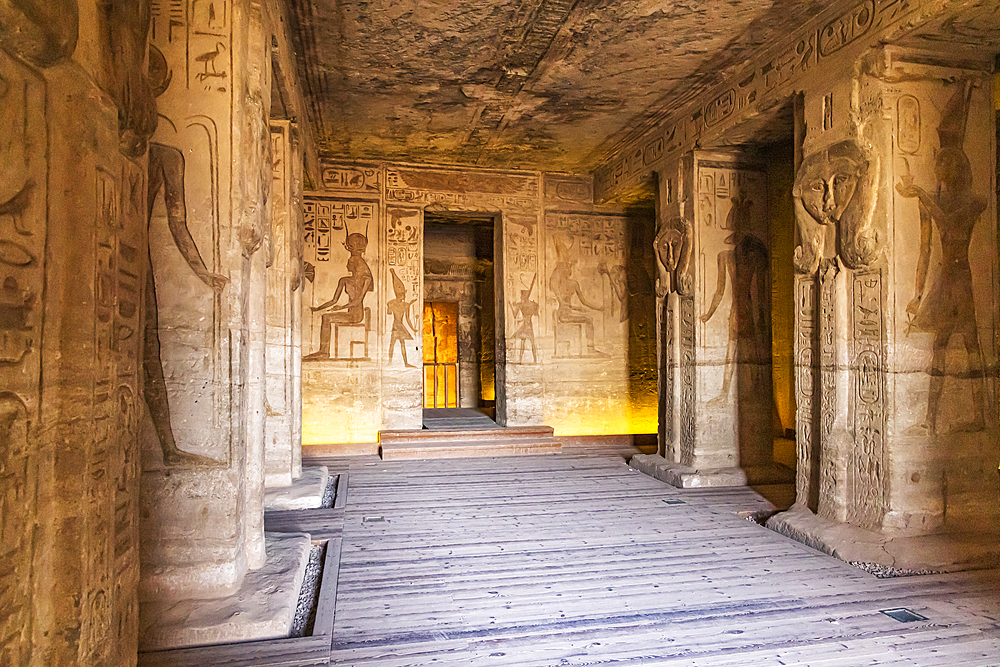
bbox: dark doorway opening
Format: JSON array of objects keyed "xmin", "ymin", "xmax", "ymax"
[{"xmin": 423, "ymin": 213, "xmax": 497, "ymax": 428}]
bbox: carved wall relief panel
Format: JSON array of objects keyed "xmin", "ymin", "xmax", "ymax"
[
  {"xmin": 144, "ymin": 0, "xmax": 235, "ymax": 468},
  {"xmin": 794, "ymin": 276, "xmax": 819, "ymax": 511},
  {"xmin": 817, "ymin": 263, "xmax": 839, "ymax": 518},
  {"xmin": 385, "ymin": 207, "xmax": 421, "ymax": 369},
  {"xmin": 302, "ymin": 198, "xmax": 378, "ymax": 362},
  {"xmin": 678, "ymin": 295, "xmax": 697, "ymax": 464},
  {"xmin": 544, "ymin": 213, "xmax": 626, "ymax": 359},
  {"xmin": 849, "ymin": 270, "xmax": 885, "ymax": 529},
  {"xmin": 0, "ymin": 49, "xmax": 45, "ymax": 667}
]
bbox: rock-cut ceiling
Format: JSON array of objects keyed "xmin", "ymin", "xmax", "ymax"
[{"xmin": 285, "ymin": 0, "xmax": 834, "ymax": 173}]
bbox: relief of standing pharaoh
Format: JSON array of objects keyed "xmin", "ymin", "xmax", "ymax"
[
  {"xmin": 386, "ymin": 268, "xmax": 417, "ymax": 367},
  {"xmin": 700, "ymin": 193, "xmax": 770, "ymax": 406},
  {"xmin": 145, "ymin": 44, "xmax": 228, "ymax": 467},
  {"xmin": 304, "ymin": 222, "xmax": 372, "ymax": 360},
  {"xmin": 793, "ymin": 139, "xmax": 880, "ymax": 275},
  {"xmin": 895, "ymin": 78, "xmax": 986, "ymax": 435}
]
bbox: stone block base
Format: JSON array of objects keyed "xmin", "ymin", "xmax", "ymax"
[
  {"xmin": 629, "ymin": 454, "xmax": 748, "ymax": 488},
  {"xmin": 767, "ymin": 505, "xmax": 1000, "ymax": 573},
  {"xmin": 264, "ymin": 466, "xmax": 329, "ymax": 511},
  {"xmin": 139, "ymin": 532, "xmax": 312, "ymax": 652}
]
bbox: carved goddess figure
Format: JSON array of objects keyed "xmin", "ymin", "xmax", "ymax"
[
  {"xmin": 550, "ymin": 236, "xmax": 602, "ymax": 355},
  {"xmin": 654, "ymin": 216, "xmax": 693, "ymax": 297},
  {"xmin": 304, "ymin": 225, "xmax": 373, "ymax": 360},
  {"xmin": 793, "ymin": 140, "xmax": 880, "ymax": 274},
  {"xmin": 895, "ymin": 79, "xmax": 986, "ymax": 434}
]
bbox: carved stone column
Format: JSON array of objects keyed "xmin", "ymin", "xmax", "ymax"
[
  {"xmin": 139, "ymin": 0, "xmax": 270, "ymax": 608},
  {"xmin": 265, "ymin": 120, "xmax": 297, "ymax": 487},
  {"xmin": 774, "ymin": 47, "xmax": 998, "ymax": 553},
  {"xmin": 640, "ymin": 151, "xmax": 779, "ymax": 487}
]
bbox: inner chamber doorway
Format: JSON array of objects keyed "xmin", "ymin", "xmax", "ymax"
[{"xmin": 422, "ymin": 213, "xmax": 499, "ymax": 427}]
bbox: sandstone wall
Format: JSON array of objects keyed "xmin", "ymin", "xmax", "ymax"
[{"xmin": 300, "ymin": 164, "xmax": 657, "ymax": 446}]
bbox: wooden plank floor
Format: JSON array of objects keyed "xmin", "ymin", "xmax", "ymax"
[{"xmin": 316, "ymin": 453, "xmax": 1000, "ymax": 666}]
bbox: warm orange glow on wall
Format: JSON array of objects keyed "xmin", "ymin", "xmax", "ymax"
[{"xmin": 423, "ymin": 302, "xmax": 459, "ymax": 408}]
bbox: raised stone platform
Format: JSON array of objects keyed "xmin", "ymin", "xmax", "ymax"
[
  {"xmin": 768, "ymin": 505, "xmax": 1000, "ymax": 573},
  {"xmin": 264, "ymin": 466, "xmax": 329, "ymax": 511},
  {"xmin": 629, "ymin": 453, "xmax": 748, "ymax": 488},
  {"xmin": 139, "ymin": 532, "xmax": 313, "ymax": 652},
  {"xmin": 380, "ymin": 425, "xmax": 561, "ymax": 460}
]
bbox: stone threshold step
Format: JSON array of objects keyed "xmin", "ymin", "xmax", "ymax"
[
  {"xmin": 380, "ymin": 425, "xmax": 554, "ymax": 443},
  {"xmin": 381, "ymin": 439, "xmax": 562, "ymax": 460}
]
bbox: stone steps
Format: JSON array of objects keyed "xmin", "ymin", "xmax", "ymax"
[{"xmin": 379, "ymin": 425, "xmax": 561, "ymax": 460}]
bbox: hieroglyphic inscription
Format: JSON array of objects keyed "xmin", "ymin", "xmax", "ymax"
[
  {"xmin": 794, "ymin": 276, "xmax": 818, "ymax": 509},
  {"xmin": 850, "ymin": 270, "xmax": 884, "ymax": 529},
  {"xmin": 0, "ymin": 51, "xmax": 45, "ymax": 665},
  {"xmin": 386, "ymin": 207, "xmax": 420, "ymax": 367},
  {"xmin": 321, "ymin": 165, "xmax": 380, "ymax": 193},
  {"xmin": 697, "ymin": 166, "xmax": 766, "ymax": 229},
  {"xmin": 595, "ymin": 0, "xmax": 916, "ymax": 201},
  {"xmin": 818, "ymin": 265, "xmax": 838, "ymax": 512},
  {"xmin": 664, "ymin": 296, "xmax": 676, "ymax": 456},
  {"xmin": 304, "ymin": 200, "xmax": 374, "ymax": 263},
  {"xmin": 679, "ymin": 296, "xmax": 696, "ymax": 464}
]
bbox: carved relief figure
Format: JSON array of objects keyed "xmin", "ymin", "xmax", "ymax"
[
  {"xmin": 700, "ymin": 194, "xmax": 770, "ymax": 405},
  {"xmin": 550, "ymin": 235, "xmax": 602, "ymax": 356},
  {"xmin": 97, "ymin": 0, "xmax": 158, "ymax": 157},
  {"xmin": 387, "ymin": 268, "xmax": 417, "ymax": 367},
  {"xmin": 793, "ymin": 140, "xmax": 880, "ymax": 274},
  {"xmin": 143, "ymin": 54, "xmax": 227, "ymax": 466},
  {"xmin": 654, "ymin": 216, "xmax": 693, "ymax": 297},
  {"xmin": 511, "ymin": 273, "xmax": 539, "ymax": 362},
  {"xmin": 145, "ymin": 143, "xmax": 227, "ymax": 466},
  {"xmin": 304, "ymin": 224, "xmax": 373, "ymax": 360},
  {"xmin": 896, "ymin": 78, "xmax": 986, "ymax": 434},
  {"xmin": 598, "ymin": 262, "xmax": 628, "ymax": 322}
]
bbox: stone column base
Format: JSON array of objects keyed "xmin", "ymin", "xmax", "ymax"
[
  {"xmin": 264, "ymin": 466, "xmax": 330, "ymax": 511},
  {"xmin": 139, "ymin": 532, "xmax": 313, "ymax": 652},
  {"xmin": 629, "ymin": 454, "xmax": 748, "ymax": 488},
  {"xmin": 767, "ymin": 505, "xmax": 1000, "ymax": 574}
]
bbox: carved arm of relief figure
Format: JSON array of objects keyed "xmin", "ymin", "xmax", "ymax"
[{"xmin": 0, "ymin": 0, "xmax": 79, "ymax": 65}]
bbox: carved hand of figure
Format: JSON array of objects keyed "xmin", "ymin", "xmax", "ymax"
[
  {"xmin": 894, "ymin": 177, "xmax": 922, "ymax": 199},
  {"xmin": 675, "ymin": 272, "xmax": 693, "ymax": 297},
  {"xmin": 905, "ymin": 294, "xmax": 922, "ymax": 315},
  {"xmin": 203, "ymin": 272, "xmax": 228, "ymax": 294}
]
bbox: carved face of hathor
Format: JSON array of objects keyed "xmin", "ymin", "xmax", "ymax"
[{"xmin": 795, "ymin": 154, "xmax": 862, "ymax": 226}]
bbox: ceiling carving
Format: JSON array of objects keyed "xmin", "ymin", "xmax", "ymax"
[{"xmin": 285, "ymin": 0, "xmax": 830, "ymax": 173}]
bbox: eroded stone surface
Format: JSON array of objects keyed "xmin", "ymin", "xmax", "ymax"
[{"xmin": 138, "ymin": 532, "xmax": 313, "ymax": 652}]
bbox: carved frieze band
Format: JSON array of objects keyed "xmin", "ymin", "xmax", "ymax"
[
  {"xmin": 794, "ymin": 276, "xmax": 818, "ymax": 508},
  {"xmin": 818, "ymin": 264, "xmax": 839, "ymax": 516},
  {"xmin": 596, "ymin": 0, "xmax": 921, "ymax": 201},
  {"xmin": 664, "ymin": 296, "xmax": 676, "ymax": 455},
  {"xmin": 849, "ymin": 270, "xmax": 885, "ymax": 529},
  {"xmin": 679, "ymin": 295, "xmax": 696, "ymax": 464}
]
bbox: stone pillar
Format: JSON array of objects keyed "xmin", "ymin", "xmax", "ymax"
[
  {"xmin": 139, "ymin": 0, "xmax": 271, "ymax": 607},
  {"xmin": 382, "ymin": 205, "xmax": 423, "ymax": 430},
  {"xmin": 265, "ymin": 120, "xmax": 297, "ymax": 487},
  {"xmin": 0, "ymin": 2, "xmax": 157, "ymax": 663},
  {"xmin": 289, "ymin": 127, "xmax": 304, "ymax": 478},
  {"xmin": 781, "ymin": 48, "xmax": 998, "ymax": 538}
]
